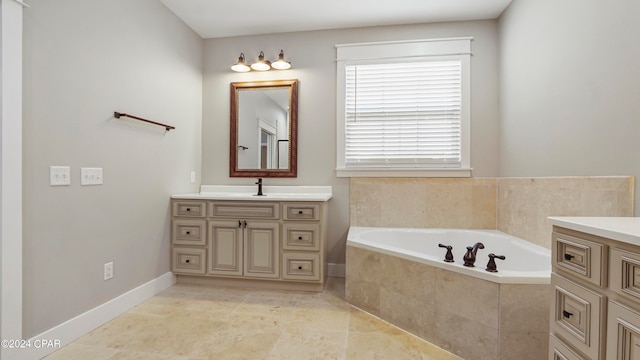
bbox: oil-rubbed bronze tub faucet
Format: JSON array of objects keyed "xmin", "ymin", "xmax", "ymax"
[{"xmin": 463, "ymin": 242, "xmax": 485, "ymax": 267}]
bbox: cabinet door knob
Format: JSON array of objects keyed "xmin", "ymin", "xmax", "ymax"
[
  {"xmin": 564, "ymin": 253, "xmax": 575, "ymax": 261},
  {"xmin": 186, "ymin": 231, "xmax": 191, "ymax": 235},
  {"xmin": 298, "ymin": 236, "xmax": 303, "ymax": 240},
  {"xmin": 298, "ymin": 210, "xmax": 303, "ymax": 214},
  {"xmin": 562, "ymin": 310, "xmax": 573, "ymax": 318},
  {"xmin": 185, "ymin": 259, "xmax": 190, "ymax": 263},
  {"xmin": 186, "ymin": 208, "xmax": 191, "ymax": 212},
  {"xmin": 298, "ymin": 266, "xmax": 303, "ymax": 270}
]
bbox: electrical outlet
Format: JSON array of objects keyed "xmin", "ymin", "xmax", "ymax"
[
  {"xmin": 190, "ymin": 171, "xmax": 196, "ymax": 183},
  {"xmin": 50, "ymin": 166, "xmax": 71, "ymax": 186},
  {"xmin": 104, "ymin": 262, "xmax": 113, "ymax": 280},
  {"xmin": 81, "ymin": 167, "xmax": 103, "ymax": 185}
]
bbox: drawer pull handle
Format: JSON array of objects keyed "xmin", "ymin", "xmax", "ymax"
[
  {"xmin": 298, "ymin": 210, "xmax": 303, "ymax": 215},
  {"xmin": 564, "ymin": 253, "xmax": 575, "ymax": 261},
  {"xmin": 562, "ymin": 310, "xmax": 573, "ymax": 318},
  {"xmin": 186, "ymin": 231, "xmax": 191, "ymax": 235},
  {"xmin": 298, "ymin": 236, "xmax": 303, "ymax": 240},
  {"xmin": 185, "ymin": 259, "xmax": 190, "ymax": 263},
  {"xmin": 186, "ymin": 208, "xmax": 191, "ymax": 212},
  {"xmin": 298, "ymin": 266, "xmax": 303, "ymax": 270}
]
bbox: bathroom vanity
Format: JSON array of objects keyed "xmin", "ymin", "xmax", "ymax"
[
  {"xmin": 548, "ymin": 217, "xmax": 640, "ymax": 360},
  {"xmin": 171, "ymin": 185, "xmax": 331, "ymax": 291}
]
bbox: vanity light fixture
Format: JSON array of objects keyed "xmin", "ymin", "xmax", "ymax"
[
  {"xmin": 271, "ymin": 50, "xmax": 291, "ymax": 70},
  {"xmin": 231, "ymin": 53, "xmax": 251, "ymax": 73},
  {"xmin": 250, "ymin": 51, "xmax": 271, "ymax": 71},
  {"xmin": 231, "ymin": 50, "xmax": 292, "ymax": 72}
]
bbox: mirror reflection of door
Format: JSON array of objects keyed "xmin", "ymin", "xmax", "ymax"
[{"xmin": 260, "ymin": 127, "xmax": 276, "ymax": 169}]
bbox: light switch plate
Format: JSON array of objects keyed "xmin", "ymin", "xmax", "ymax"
[
  {"xmin": 50, "ymin": 166, "xmax": 71, "ymax": 186},
  {"xmin": 81, "ymin": 167, "xmax": 103, "ymax": 185}
]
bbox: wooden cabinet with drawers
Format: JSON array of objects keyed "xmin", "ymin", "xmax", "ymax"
[
  {"xmin": 548, "ymin": 218, "xmax": 640, "ymax": 360},
  {"xmin": 171, "ymin": 198, "xmax": 328, "ymax": 291}
]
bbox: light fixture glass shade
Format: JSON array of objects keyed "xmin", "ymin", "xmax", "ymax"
[
  {"xmin": 271, "ymin": 50, "xmax": 291, "ymax": 70},
  {"xmin": 231, "ymin": 53, "xmax": 250, "ymax": 72},
  {"xmin": 251, "ymin": 51, "xmax": 271, "ymax": 71}
]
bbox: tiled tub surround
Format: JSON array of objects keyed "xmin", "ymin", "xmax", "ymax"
[
  {"xmin": 346, "ymin": 227, "xmax": 551, "ymax": 360},
  {"xmin": 347, "ymin": 176, "xmax": 632, "ymax": 359},
  {"xmin": 350, "ymin": 176, "xmax": 634, "ymax": 249}
]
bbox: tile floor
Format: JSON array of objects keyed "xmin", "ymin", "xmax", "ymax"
[{"xmin": 44, "ymin": 278, "xmax": 461, "ymax": 360}]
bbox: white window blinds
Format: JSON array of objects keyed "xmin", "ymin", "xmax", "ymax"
[{"xmin": 345, "ymin": 60, "xmax": 462, "ymax": 168}]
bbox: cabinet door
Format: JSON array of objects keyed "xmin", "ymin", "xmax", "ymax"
[
  {"xmin": 244, "ymin": 221, "xmax": 280, "ymax": 278},
  {"xmin": 208, "ymin": 220, "xmax": 243, "ymax": 276}
]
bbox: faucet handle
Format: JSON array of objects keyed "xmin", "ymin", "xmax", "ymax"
[
  {"xmin": 485, "ymin": 253, "xmax": 506, "ymax": 272},
  {"xmin": 438, "ymin": 244, "xmax": 454, "ymax": 263}
]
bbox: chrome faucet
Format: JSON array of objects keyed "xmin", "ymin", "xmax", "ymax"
[
  {"xmin": 463, "ymin": 242, "xmax": 485, "ymax": 267},
  {"xmin": 255, "ymin": 178, "xmax": 264, "ymax": 196}
]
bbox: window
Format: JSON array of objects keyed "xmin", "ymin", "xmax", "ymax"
[{"xmin": 336, "ymin": 38, "xmax": 472, "ymax": 177}]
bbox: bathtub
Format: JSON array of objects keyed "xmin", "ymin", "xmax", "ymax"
[
  {"xmin": 345, "ymin": 226, "xmax": 551, "ymax": 360},
  {"xmin": 347, "ymin": 226, "xmax": 551, "ymax": 284}
]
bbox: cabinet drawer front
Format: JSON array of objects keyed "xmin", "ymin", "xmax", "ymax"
[
  {"xmin": 172, "ymin": 220, "xmax": 206, "ymax": 246},
  {"xmin": 283, "ymin": 203, "xmax": 320, "ymax": 221},
  {"xmin": 553, "ymin": 231, "xmax": 605, "ymax": 287},
  {"xmin": 210, "ymin": 202, "xmax": 279, "ymax": 219},
  {"xmin": 282, "ymin": 223, "xmax": 320, "ymax": 251},
  {"xmin": 173, "ymin": 201, "xmax": 206, "ymax": 217},
  {"xmin": 606, "ymin": 300, "xmax": 640, "ymax": 360},
  {"xmin": 549, "ymin": 334, "xmax": 587, "ymax": 360},
  {"xmin": 282, "ymin": 253, "xmax": 320, "ymax": 281},
  {"xmin": 172, "ymin": 247, "xmax": 206, "ymax": 274},
  {"xmin": 611, "ymin": 247, "xmax": 640, "ymax": 302},
  {"xmin": 551, "ymin": 274, "xmax": 604, "ymax": 360}
]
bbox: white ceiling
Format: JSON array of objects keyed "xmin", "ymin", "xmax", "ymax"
[{"xmin": 159, "ymin": 0, "xmax": 513, "ymax": 39}]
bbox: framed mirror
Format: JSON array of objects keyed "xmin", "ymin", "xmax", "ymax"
[{"xmin": 230, "ymin": 79, "xmax": 298, "ymax": 177}]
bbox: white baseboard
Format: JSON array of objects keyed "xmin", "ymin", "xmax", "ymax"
[
  {"xmin": 17, "ymin": 272, "xmax": 175, "ymax": 360},
  {"xmin": 328, "ymin": 263, "xmax": 345, "ymax": 278}
]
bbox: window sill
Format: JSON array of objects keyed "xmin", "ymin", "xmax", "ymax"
[{"xmin": 335, "ymin": 168, "xmax": 473, "ymax": 178}]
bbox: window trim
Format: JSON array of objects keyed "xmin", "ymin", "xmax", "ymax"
[{"xmin": 335, "ymin": 38, "xmax": 472, "ymax": 178}]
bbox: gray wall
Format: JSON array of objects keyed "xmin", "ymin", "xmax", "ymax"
[
  {"xmin": 202, "ymin": 20, "xmax": 501, "ymax": 265},
  {"xmin": 22, "ymin": 0, "xmax": 203, "ymax": 337},
  {"xmin": 498, "ymin": 0, "xmax": 640, "ymax": 212}
]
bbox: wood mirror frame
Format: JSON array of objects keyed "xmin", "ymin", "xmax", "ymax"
[{"xmin": 230, "ymin": 79, "xmax": 298, "ymax": 177}]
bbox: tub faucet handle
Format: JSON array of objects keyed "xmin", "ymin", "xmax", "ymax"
[
  {"xmin": 438, "ymin": 244, "xmax": 454, "ymax": 263},
  {"xmin": 485, "ymin": 253, "xmax": 506, "ymax": 273}
]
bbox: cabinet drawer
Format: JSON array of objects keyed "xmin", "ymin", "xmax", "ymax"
[
  {"xmin": 283, "ymin": 203, "xmax": 320, "ymax": 221},
  {"xmin": 282, "ymin": 223, "xmax": 320, "ymax": 251},
  {"xmin": 173, "ymin": 201, "xmax": 206, "ymax": 217},
  {"xmin": 553, "ymin": 231, "xmax": 605, "ymax": 287},
  {"xmin": 610, "ymin": 247, "xmax": 640, "ymax": 302},
  {"xmin": 172, "ymin": 220, "xmax": 206, "ymax": 246},
  {"xmin": 549, "ymin": 334, "xmax": 587, "ymax": 360},
  {"xmin": 210, "ymin": 202, "xmax": 279, "ymax": 219},
  {"xmin": 551, "ymin": 274, "xmax": 604, "ymax": 360},
  {"xmin": 172, "ymin": 247, "xmax": 206, "ymax": 274},
  {"xmin": 282, "ymin": 253, "xmax": 320, "ymax": 281},
  {"xmin": 606, "ymin": 300, "xmax": 640, "ymax": 360}
]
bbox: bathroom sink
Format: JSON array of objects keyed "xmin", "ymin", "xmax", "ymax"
[{"xmin": 172, "ymin": 185, "xmax": 332, "ymax": 201}]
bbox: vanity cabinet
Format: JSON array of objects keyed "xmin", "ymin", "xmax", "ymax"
[
  {"xmin": 548, "ymin": 218, "xmax": 640, "ymax": 360},
  {"xmin": 171, "ymin": 198, "xmax": 328, "ymax": 291}
]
